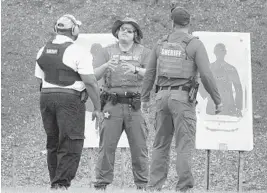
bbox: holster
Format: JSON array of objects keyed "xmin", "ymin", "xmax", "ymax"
[
  {"xmin": 188, "ymin": 77, "xmax": 199, "ymax": 104},
  {"xmin": 39, "ymin": 82, "xmax": 42, "ymax": 92},
  {"xmin": 80, "ymin": 89, "xmax": 89, "ymax": 103},
  {"xmin": 130, "ymin": 92, "xmax": 141, "ymax": 110},
  {"xmin": 155, "ymin": 85, "xmax": 159, "ymax": 93},
  {"xmin": 100, "ymin": 91, "xmax": 109, "ymax": 111},
  {"xmin": 109, "ymin": 93, "xmax": 118, "ymax": 105},
  {"xmin": 101, "ymin": 91, "xmax": 141, "ymax": 111},
  {"xmin": 124, "ymin": 92, "xmax": 141, "ymax": 110}
]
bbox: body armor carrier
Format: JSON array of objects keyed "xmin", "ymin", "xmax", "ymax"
[
  {"xmin": 37, "ymin": 39, "xmax": 81, "ymax": 86},
  {"xmin": 157, "ymin": 34, "xmax": 197, "ymax": 79},
  {"xmin": 103, "ymin": 44, "xmax": 144, "ymax": 88}
]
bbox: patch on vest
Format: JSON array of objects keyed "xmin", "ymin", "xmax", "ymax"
[
  {"xmin": 46, "ymin": 49, "xmax": 58, "ymax": 55},
  {"xmin": 160, "ymin": 49, "xmax": 182, "ymax": 57},
  {"xmin": 157, "ymin": 39, "xmax": 196, "ymax": 79},
  {"xmin": 112, "ymin": 55, "xmax": 139, "ymax": 61}
]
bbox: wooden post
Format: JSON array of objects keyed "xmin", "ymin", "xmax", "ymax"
[
  {"xmin": 12, "ymin": 142, "xmax": 18, "ymax": 187},
  {"xmin": 237, "ymin": 151, "xmax": 244, "ymax": 192},
  {"xmin": 205, "ymin": 149, "xmax": 211, "ymax": 191},
  {"xmin": 88, "ymin": 148, "xmax": 95, "ymax": 187},
  {"xmin": 121, "ymin": 147, "xmax": 127, "ymax": 187}
]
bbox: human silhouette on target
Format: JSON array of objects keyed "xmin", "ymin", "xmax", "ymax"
[
  {"xmin": 90, "ymin": 43, "xmax": 103, "ymax": 63},
  {"xmin": 200, "ymin": 43, "xmax": 243, "ymax": 117}
]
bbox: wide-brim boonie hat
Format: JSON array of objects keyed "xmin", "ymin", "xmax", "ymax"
[{"xmin": 111, "ymin": 17, "xmax": 143, "ymax": 39}]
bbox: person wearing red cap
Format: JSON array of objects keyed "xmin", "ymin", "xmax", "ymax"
[
  {"xmin": 92, "ymin": 17, "xmax": 151, "ymax": 190},
  {"xmin": 141, "ymin": 7, "xmax": 222, "ymax": 192},
  {"xmin": 35, "ymin": 14, "xmax": 101, "ymax": 190}
]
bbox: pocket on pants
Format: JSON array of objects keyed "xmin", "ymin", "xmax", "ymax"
[
  {"xmin": 154, "ymin": 93, "xmax": 164, "ymax": 131},
  {"xmin": 183, "ymin": 111, "xmax": 196, "ymax": 143},
  {"xmin": 153, "ymin": 112, "xmax": 158, "ymax": 131},
  {"xmin": 155, "ymin": 93, "xmax": 163, "ymax": 112},
  {"xmin": 68, "ymin": 136, "xmax": 84, "ymax": 154},
  {"xmin": 170, "ymin": 92, "xmax": 191, "ymax": 108},
  {"xmin": 141, "ymin": 115, "xmax": 149, "ymax": 140}
]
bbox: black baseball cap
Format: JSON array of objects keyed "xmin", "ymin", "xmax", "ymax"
[{"xmin": 171, "ymin": 7, "xmax": 190, "ymax": 26}]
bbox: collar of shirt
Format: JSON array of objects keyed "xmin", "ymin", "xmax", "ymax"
[
  {"xmin": 169, "ymin": 31, "xmax": 188, "ymax": 40},
  {"xmin": 52, "ymin": 35, "xmax": 74, "ymax": 44},
  {"xmin": 117, "ymin": 42, "xmax": 137, "ymax": 54}
]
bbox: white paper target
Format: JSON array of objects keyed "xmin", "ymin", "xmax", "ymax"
[{"xmin": 192, "ymin": 32, "xmax": 253, "ymax": 151}]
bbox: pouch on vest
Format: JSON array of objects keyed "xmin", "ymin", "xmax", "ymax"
[
  {"xmin": 157, "ymin": 35, "xmax": 197, "ymax": 79},
  {"xmin": 37, "ymin": 40, "xmax": 82, "ymax": 87}
]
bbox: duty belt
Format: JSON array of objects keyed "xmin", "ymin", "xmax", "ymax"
[
  {"xmin": 100, "ymin": 91, "xmax": 141, "ymax": 110},
  {"xmin": 117, "ymin": 95, "xmax": 134, "ymax": 104},
  {"xmin": 41, "ymin": 88, "xmax": 81, "ymax": 96},
  {"xmin": 41, "ymin": 88, "xmax": 88, "ymax": 103},
  {"xmin": 156, "ymin": 85, "xmax": 190, "ymax": 93}
]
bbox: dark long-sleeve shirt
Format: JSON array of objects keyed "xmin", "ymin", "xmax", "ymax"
[{"xmin": 141, "ymin": 31, "xmax": 221, "ymax": 105}]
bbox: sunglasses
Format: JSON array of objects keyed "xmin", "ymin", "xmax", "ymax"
[{"xmin": 119, "ymin": 26, "xmax": 135, "ymax": 34}]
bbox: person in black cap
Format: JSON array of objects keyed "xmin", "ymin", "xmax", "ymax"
[
  {"xmin": 141, "ymin": 7, "xmax": 222, "ymax": 192},
  {"xmin": 35, "ymin": 14, "xmax": 102, "ymax": 190},
  {"xmin": 92, "ymin": 17, "xmax": 151, "ymax": 190}
]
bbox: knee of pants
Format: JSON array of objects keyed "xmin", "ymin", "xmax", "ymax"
[
  {"xmin": 100, "ymin": 143, "xmax": 118, "ymax": 156},
  {"xmin": 47, "ymin": 136, "xmax": 58, "ymax": 149},
  {"xmin": 131, "ymin": 147, "xmax": 148, "ymax": 161},
  {"xmin": 176, "ymin": 152, "xmax": 192, "ymax": 166}
]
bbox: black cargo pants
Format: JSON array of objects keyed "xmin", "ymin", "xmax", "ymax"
[{"xmin": 40, "ymin": 92, "xmax": 85, "ymax": 188}]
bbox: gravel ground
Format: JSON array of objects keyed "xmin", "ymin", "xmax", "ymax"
[{"xmin": 1, "ymin": 0, "xmax": 267, "ymax": 192}]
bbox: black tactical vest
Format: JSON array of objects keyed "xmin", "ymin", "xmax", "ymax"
[
  {"xmin": 37, "ymin": 40, "xmax": 81, "ymax": 86},
  {"xmin": 157, "ymin": 34, "xmax": 197, "ymax": 79}
]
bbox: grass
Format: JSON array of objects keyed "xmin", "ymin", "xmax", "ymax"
[
  {"xmin": 2, "ymin": 187, "xmax": 267, "ymax": 193},
  {"xmin": 1, "ymin": 0, "xmax": 267, "ymax": 192}
]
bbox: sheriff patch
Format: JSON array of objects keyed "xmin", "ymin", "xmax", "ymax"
[
  {"xmin": 111, "ymin": 55, "xmax": 139, "ymax": 61},
  {"xmin": 160, "ymin": 49, "xmax": 182, "ymax": 57},
  {"xmin": 120, "ymin": 55, "xmax": 139, "ymax": 61},
  {"xmin": 46, "ymin": 49, "xmax": 58, "ymax": 55}
]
